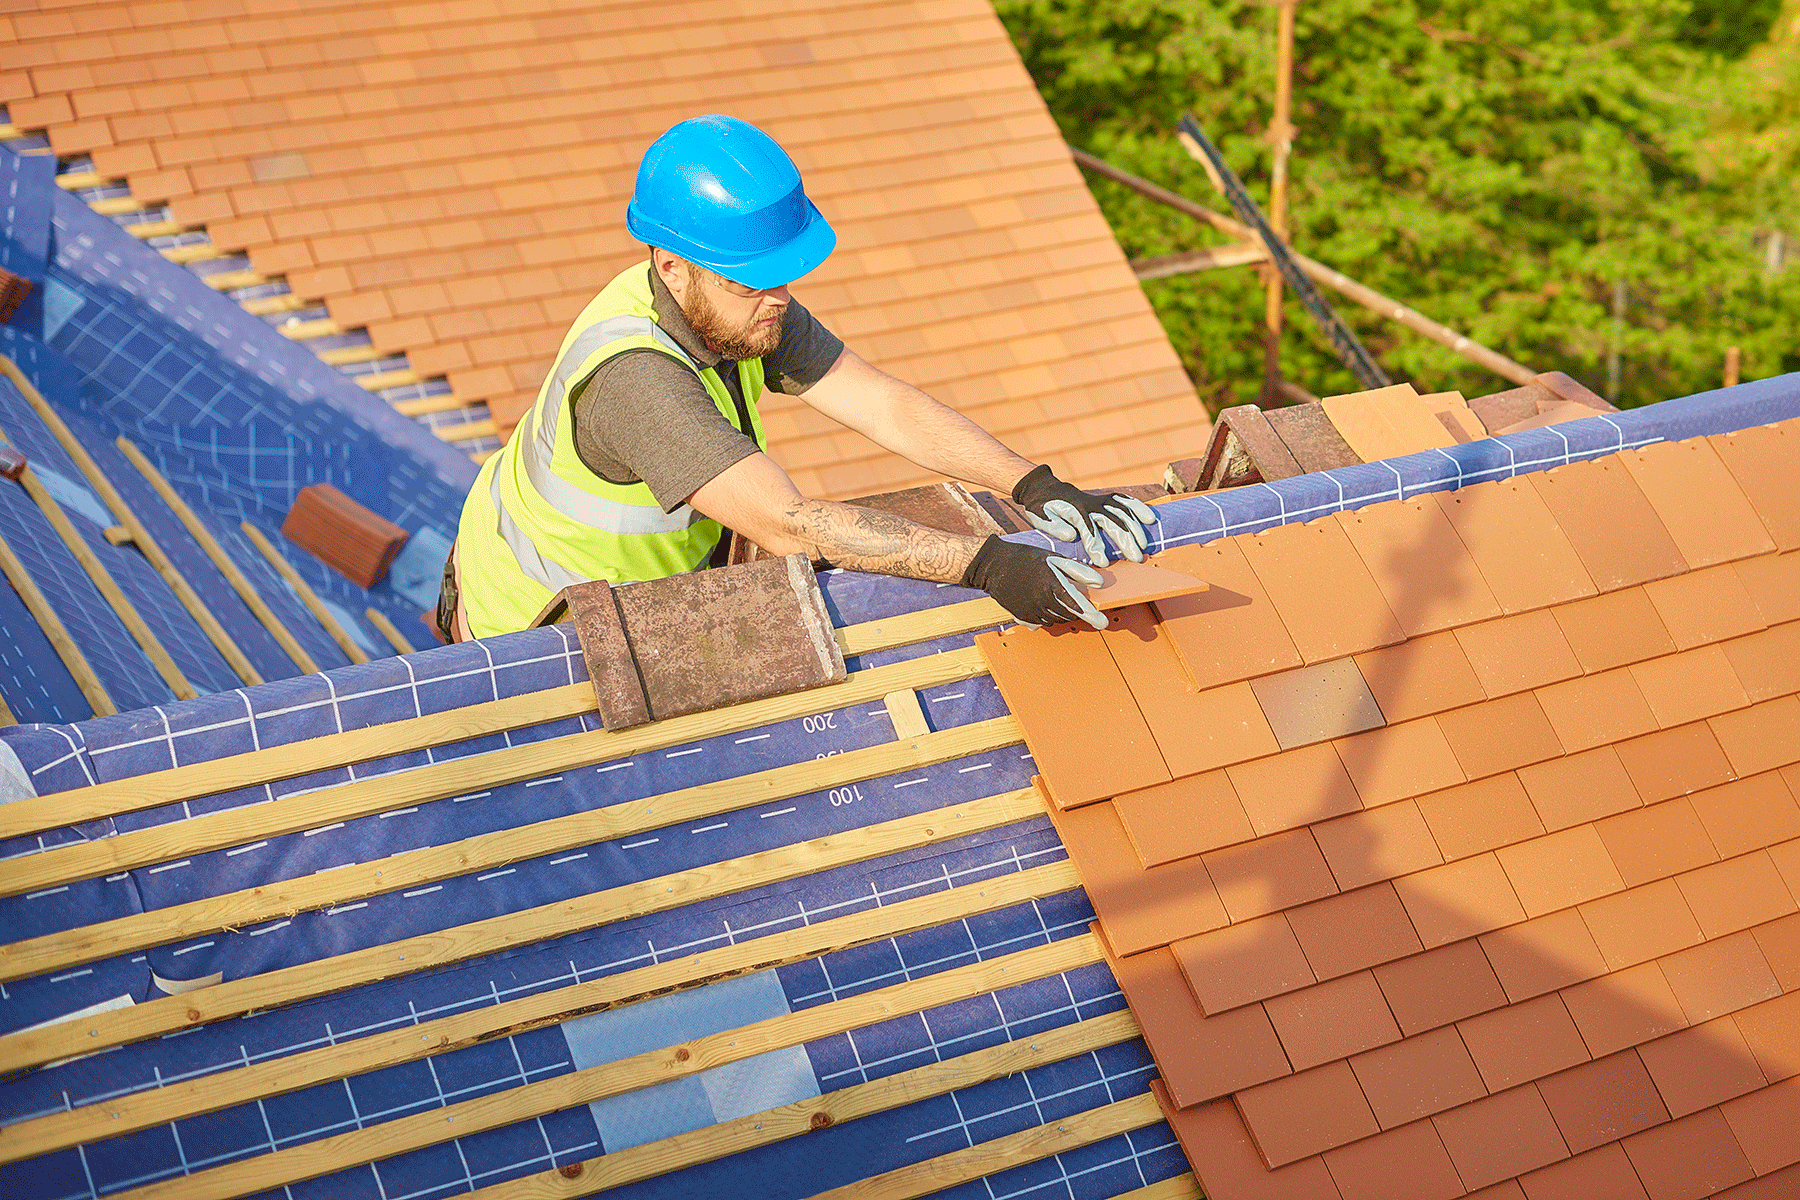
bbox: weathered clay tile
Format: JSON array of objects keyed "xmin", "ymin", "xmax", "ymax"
[
  {"xmin": 1618, "ymin": 439, "xmax": 1776, "ymax": 568},
  {"xmin": 1263, "ymin": 970, "xmax": 1403, "ymax": 1072},
  {"xmin": 1173, "ymin": 913, "xmax": 1316, "ymax": 1014},
  {"xmin": 1152, "ymin": 540, "xmax": 1305, "ymax": 690},
  {"xmin": 1236, "ymin": 517, "xmax": 1407, "ymax": 663},
  {"xmin": 1526, "ymin": 456, "xmax": 1687, "ymax": 591},
  {"xmin": 1334, "ymin": 497, "xmax": 1503, "ymax": 636},
  {"xmin": 1353, "ymin": 632, "xmax": 1487, "ymax": 724},
  {"xmin": 1234, "ymin": 1060, "xmax": 1381, "ymax": 1166},
  {"xmin": 1433, "ymin": 478, "xmax": 1596, "ymax": 614},
  {"xmin": 1247, "ymin": 660, "xmax": 1386, "ymax": 751},
  {"xmin": 1349, "ymin": 1024, "xmax": 1488, "ymax": 1129},
  {"xmin": 1535, "ymin": 1050, "xmax": 1671, "ymax": 1156},
  {"xmin": 1111, "ymin": 771, "xmax": 1254, "ymax": 867}
]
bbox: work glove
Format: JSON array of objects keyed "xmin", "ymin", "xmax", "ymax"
[
  {"xmin": 1011, "ymin": 464, "xmax": 1158, "ymax": 566},
  {"xmin": 961, "ymin": 535, "xmax": 1107, "ymax": 631}
]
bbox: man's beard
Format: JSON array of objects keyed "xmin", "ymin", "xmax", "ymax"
[{"xmin": 686, "ymin": 279, "xmax": 785, "ymax": 361}]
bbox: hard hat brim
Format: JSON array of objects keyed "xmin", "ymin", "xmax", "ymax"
[{"xmin": 630, "ymin": 198, "xmax": 836, "ymax": 291}]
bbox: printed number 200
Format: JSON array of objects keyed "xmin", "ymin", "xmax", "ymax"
[
  {"xmin": 802, "ymin": 714, "xmax": 838, "ymax": 733},
  {"xmin": 828, "ymin": 785, "xmax": 864, "ymax": 807}
]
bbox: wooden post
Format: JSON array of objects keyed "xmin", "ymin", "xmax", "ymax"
[
  {"xmin": 1607, "ymin": 277, "xmax": 1626, "ymax": 403},
  {"xmin": 1724, "ymin": 345, "xmax": 1740, "ymax": 388},
  {"xmin": 1261, "ymin": 0, "xmax": 1298, "ymax": 408}
]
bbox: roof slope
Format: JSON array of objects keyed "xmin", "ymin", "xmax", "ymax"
[
  {"xmin": 979, "ymin": 418, "xmax": 1800, "ymax": 1199},
  {"xmin": 1, "ymin": 0, "xmax": 1209, "ymax": 494}
]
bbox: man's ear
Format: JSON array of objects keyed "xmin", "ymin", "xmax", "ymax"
[{"xmin": 651, "ymin": 248, "xmax": 686, "ymax": 296}]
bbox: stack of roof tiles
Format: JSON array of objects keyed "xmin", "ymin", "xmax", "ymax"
[
  {"xmin": 978, "ymin": 418, "xmax": 1800, "ymax": 1200},
  {"xmin": 0, "ymin": 0, "xmax": 1209, "ymax": 492}
]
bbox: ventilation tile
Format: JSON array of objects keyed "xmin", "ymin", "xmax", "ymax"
[
  {"xmin": 1248, "ymin": 660, "xmax": 1386, "ymax": 751},
  {"xmin": 1630, "ymin": 645, "xmax": 1751, "ymax": 728},
  {"xmin": 1517, "ymin": 747, "xmax": 1644, "ymax": 832},
  {"xmin": 1349, "ymin": 1024, "xmax": 1488, "ymax": 1129},
  {"xmin": 1237, "ymin": 517, "xmax": 1407, "ymax": 664},
  {"xmin": 1579, "ymin": 881, "xmax": 1706, "ymax": 972},
  {"xmin": 1517, "ymin": 1142, "xmax": 1651, "ymax": 1200},
  {"xmin": 1562, "ymin": 960, "xmax": 1690, "ymax": 1058},
  {"xmin": 1614, "ymin": 724, "xmax": 1737, "ymax": 803},
  {"xmin": 1458, "ymin": 993, "xmax": 1593, "ymax": 1092},
  {"xmin": 1637, "ymin": 1018, "xmax": 1768, "ymax": 1119},
  {"xmin": 1288, "ymin": 882, "xmax": 1424, "ymax": 980},
  {"xmin": 1321, "ymin": 1117, "xmax": 1466, "ymax": 1200},
  {"xmin": 1204, "ymin": 828, "xmax": 1341, "ymax": 923},
  {"xmin": 1453, "ymin": 610, "xmax": 1583, "ymax": 698},
  {"xmin": 1334, "ymin": 497, "xmax": 1503, "ymax": 636},
  {"xmin": 1152, "ymin": 540, "xmax": 1305, "ymax": 690},
  {"xmin": 1643, "ymin": 564, "xmax": 1768, "ymax": 650},
  {"xmin": 1596, "ymin": 798, "xmax": 1719, "ymax": 887},
  {"xmin": 1674, "ymin": 852, "xmax": 1797, "ymax": 941},
  {"xmin": 1709, "ymin": 697, "xmax": 1800, "ymax": 779},
  {"xmin": 1373, "ymin": 939, "xmax": 1509, "ymax": 1036},
  {"xmin": 1226, "ymin": 742, "xmax": 1364, "ymax": 836},
  {"xmin": 1334, "ymin": 718, "xmax": 1466, "ymax": 807},
  {"xmin": 1235, "ymin": 1059, "xmax": 1381, "ymax": 1166},
  {"xmin": 1172, "ymin": 912, "xmax": 1316, "ymax": 1015},
  {"xmin": 1479, "ymin": 908, "xmax": 1611, "ymax": 1003},
  {"xmin": 1708, "ymin": 420, "xmax": 1800, "ymax": 551},
  {"xmin": 1418, "ymin": 773, "xmax": 1545, "ymax": 862},
  {"xmin": 1551, "ymin": 587, "xmax": 1677, "ymax": 673},
  {"xmin": 1264, "ymin": 969, "xmax": 1403, "ymax": 1072},
  {"xmin": 1431, "ymin": 1084, "xmax": 1571, "ymax": 1192},
  {"xmin": 1526, "ymin": 455, "xmax": 1687, "ymax": 590},
  {"xmin": 1433, "ymin": 478, "xmax": 1596, "ymax": 614},
  {"xmin": 1112, "ymin": 771, "xmax": 1254, "ymax": 867},
  {"xmin": 1533, "ymin": 668, "xmax": 1659, "ymax": 754},
  {"xmin": 1353, "ymin": 632, "xmax": 1487, "ymax": 723},
  {"xmin": 1535, "ymin": 1050, "xmax": 1670, "ymax": 1156},
  {"xmin": 1620, "ymin": 1107, "xmax": 1755, "ymax": 1200},
  {"xmin": 1152, "ymin": 1087, "xmax": 1346, "ymax": 1200},
  {"xmin": 1619, "ymin": 438, "xmax": 1776, "ymax": 568},
  {"xmin": 1044, "ymin": 800, "xmax": 1226, "ymax": 955},
  {"xmin": 1393, "ymin": 853, "xmax": 1528, "ymax": 948},
  {"xmin": 1311, "ymin": 800, "xmax": 1444, "ymax": 891}
]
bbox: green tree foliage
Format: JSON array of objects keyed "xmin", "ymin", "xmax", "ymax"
[{"xmin": 994, "ymin": 0, "xmax": 1800, "ymax": 410}]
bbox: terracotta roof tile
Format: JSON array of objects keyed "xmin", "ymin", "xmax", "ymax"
[
  {"xmin": 1642, "ymin": 563, "xmax": 1768, "ymax": 650},
  {"xmin": 1495, "ymin": 825, "xmax": 1626, "ymax": 918},
  {"xmin": 1452, "ymin": 610, "xmax": 1583, "ymax": 698},
  {"xmin": 1247, "ymin": 660, "xmax": 1386, "ymax": 752},
  {"xmin": 1596, "ymin": 798, "xmax": 1718, "ymax": 887},
  {"xmin": 1288, "ymin": 882, "xmax": 1424, "ymax": 979},
  {"xmin": 1534, "ymin": 668, "xmax": 1660, "ymax": 754},
  {"xmin": 1535, "ymin": 1049, "xmax": 1670, "ymax": 1156},
  {"xmin": 1433, "ymin": 479, "xmax": 1596, "ymax": 614},
  {"xmin": 1517, "ymin": 746, "xmax": 1643, "ymax": 832},
  {"xmin": 1733, "ymin": 989, "xmax": 1800, "ymax": 1082},
  {"xmin": 1517, "ymin": 1142, "xmax": 1652, "ymax": 1200},
  {"xmin": 1458, "ymin": 993, "xmax": 1592, "ymax": 1092},
  {"xmin": 1311, "ymin": 800, "xmax": 1445, "ymax": 892},
  {"xmin": 1527, "ymin": 456, "xmax": 1688, "ymax": 591},
  {"xmin": 1630, "ymin": 645, "xmax": 1751, "ymax": 728},
  {"xmin": 1710, "ymin": 1163, "xmax": 1800, "ymax": 1199},
  {"xmin": 978, "ymin": 625, "xmax": 1169, "ymax": 810},
  {"xmin": 1106, "ymin": 944, "xmax": 1291, "ymax": 1106},
  {"xmin": 1349, "ymin": 1024, "xmax": 1488, "ymax": 1129},
  {"xmin": 1235, "ymin": 1059, "xmax": 1382, "ymax": 1166},
  {"xmin": 1580, "ymin": 881, "xmax": 1706, "ymax": 972},
  {"xmin": 1550, "ymin": 587, "xmax": 1678, "ymax": 674},
  {"xmin": 1172, "ymin": 913, "xmax": 1316, "ymax": 1015},
  {"xmin": 1205, "ymin": 828, "xmax": 1340, "ymax": 924},
  {"xmin": 1373, "ymin": 939, "xmax": 1509, "ymax": 1036},
  {"xmin": 1752, "ymin": 912, "xmax": 1800, "ymax": 991},
  {"xmin": 1479, "ymin": 908, "xmax": 1611, "ymax": 1002},
  {"xmin": 1265, "ymin": 970, "xmax": 1403, "ymax": 1072},
  {"xmin": 1614, "ymin": 723, "xmax": 1738, "ymax": 803},
  {"xmin": 1637, "ymin": 1017, "xmax": 1769, "ymax": 1119},
  {"xmin": 1620, "ymin": 1107, "xmax": 1755, "ymax": 1200},
  {"xmin": 1353, "ymin": 632, "xmax": 1487, "ymax": 724},
  {"xmin": 1322, "ymin": 1122, "xmax": 1468, "ymax": 1200},
  {"xmin": 1709, "ymin": 697, "xmax": 1800, "ymax": 779},
  {"xmin": 1654, "ymin": 931, "xmax": 1782, "ymax": 1024},
  {"xmin": 1334, "ymin": 718, "xmax": 1467, "ymax": 807},
  {"xmin": 1770, "ymin": 835, "xmax": 1800, "ymax": 910},
  {"xmin": 1225, "ymin": 742, "xmax": 1365, "ymax": 837},
  {"xmin": 1112, "ymin": 771, "xmax": 1254, "ymax": 867},
  {"xmin": 1436, "ymin": 692, "xmax": 1566, "ymax": 781},
  {"xmin": 1045, "ymin": 800, "xmax": 1225, "ymax": 955},
  {"xmin": 1708, "ymin": 420, "xmax": 1800, "ymax": 551},
  {"xmin": 1234, "ymin": 518, "xmax": 1407, "ymax": 664},
  {"xmin": 1393, "ymin": 852, "xmax": 1529, "ymax": 949},
  {"xmin": 1152, "ymin": 1088, "xmax": 1345, "ymax": 1200},
  {"xmin": 1417, "ymin": 773, "xmax": 1545, "ymax": 862},
  {"xmin": 1334, "ymin": 498, "xmax": 1503, "ymax": 637},
  {"xmin": 1674, "ymin": 851, "xmax": 1797, "ymax": 941},
  {"xmin": 1618, "ymin": 439, "xmax": 1776, "ymax": 569},
  {"xmin": 1719, "ymin": 1073, "xmax": 1800, "ymax": 1176},
  {"xmin": 1733, "ymin": 553, "xmax": 1800, "ymax": 624},
  {"xmin": 1431, "ymin": 1084, "xmax": 1570, "ymax": 1192},
  {"xmin": 1719, "ymin": 623, "xmax": 1800, "ymax": 702}
]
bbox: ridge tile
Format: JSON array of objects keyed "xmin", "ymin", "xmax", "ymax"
[
  {"xmin": 1321, "ymin": 1117, "xmax": 1467, "ymax": 1200},
  {"xmin": 1350, "ymin": 1024, "xmax": 1488, "ymax": 1129},
  {"xmin": 1247, "ymin": 660, "xmax": 1386, "ymax": 751},
  {"xmin": 1480, "ymin": 908, "xmax": 1611, "ymax": 1002},
  {"xmin": 1453, "ymin": 610, "xmax": 1583, "ymax": 698},
  {"xmin": 1311, "ymin": 800, "xmax": 1445, "ymax": 892},
  {"xmin": 1518, "ymin": 1142, "xmax": 1651, "ymax": 1200},
  {"xmin": 1643, "ymin": 563, "xmax": 1767, "ymax": 650},
  {"xmin": 1353, "ymin": 632, "xmax": 1487, "ymax": 724},
  {"xmin": 1234, "ymin": 1059, "xmax": 1381, "ymax": 1166},
  {"xmin": 1709, "ymin": 696, "xmax": 1800, "ymax": 779},
  {"xmin": 1533, "ymin": 668, "xmax": 1660, "ymax": 754},
  {"xmin": 1579, "ymin": 880, "xmax": 1706, "ymax": 972},
  {"xmin": 1418, "ymin": 773, "xmax": 1545, "ymax": 862},
  {"xmin": 1517, "ymin": 746, "xmax": 1644, "ymax": 831},
  {"xmin": 1620, "ymin": 1107, "xmax": 1755, "ymax": 1200},
  {"xmin": 1393, "ymin": 853, "xmax": 1529, "ymax": 948},
  {"xmin": 1151, "ymin": 540, "xmax": 1306, "ymax": 691},
  {"xmin": 1526, "ymin": 455, "xmax": 1687, "ymax": 591},
  {"xmin": 1431, "ymin": 1083, "xmax": 1570, "ymax": 1192},
  {"xmin": 1630, "ymin": 645, "xmax": 1751, "ymax": 728},
  {"xmin": 1550, "ymin": 587, "xmax": 1677, "ymax": 673},
  {"xmin": 1373, "ymin": 939, "xmax": 1509, "ymax": 1036},
  {"xmin": 1708, "ymin": 420, "xmax": 1800, "ymax": 551},
  {"xmin": 1112, "ymin": 771, "xmax": 1255, "ymax": 867},
  {"xmin": 1334, "ymin": 718, "xmax": 1466, "ymax": 807},
  {"xmin": 1334, "ymin": 497, "xmax": 1503, "ymax": 637},
  {"xmin": 1171, "ymin": 912, "xmax": 1316, "ymax": 1015},
  {"xmin": 1436, "ymin": 692, "xmax": 1565, "ymax": 781},
  {"xmin": 1204, "ymin": 827, "xmax": 1341, "ymax": 923},
  {"xmin": 1618, "ymin": 438, "xmax": 1776, "ymax": 568},
  {"xmin": 1225, "ymin": 741, "xmax": 1364, "ymax": 837},
  {"xmin": 1236, "ymin": 517, "xmax": 1407, "ymax": 664},
  {"xmin": 1287, "ymin": 882, "xmax": 1424, "ymax": 980},
  {"xmin": 1152, "ymin": 1086, "xmax": 1346, "ymax": 1200},
  {"xmin": 1535, "ymin": 1050, "xmax": 1670, "ymax": 1156},
  {"xmin": 1265, "ymin": 970, "xmax": 1403, "ymax": 1072},
  {"xmin": 1562, "ymin": 960, "xmax": 1690, "ymax": 1059},
  {"xmin": 1636, "ymin": 1017, "xmax": 1768, "ymax": 1119},
  {"xmin": 1433, "ymin": 477, "xmax": 1596, "ymax": 615},
  {"xmin": 1495, "ymin": 825, "xmax": 1626, "ymax": 918},
  {"xmin": 1458, "ymin": 993, "xmax": 1592, "ymax": 1092},
  {"xmin": 1044, "ymin": 797, "xmax": 1227, "ymax": 955}
]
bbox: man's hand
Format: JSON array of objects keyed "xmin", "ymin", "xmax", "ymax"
[
  {"xmin": 960, "ymin": 536, "xmax": 1106, "ymax": 631},
  {"xmin": 1010, "ymin": 464, "xmax": 1158, "ymax": 566}
]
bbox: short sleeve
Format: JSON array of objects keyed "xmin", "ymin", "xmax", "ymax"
[{"xmin": 762, "ymin": 298, "xmax": 844, "ymax": 394}]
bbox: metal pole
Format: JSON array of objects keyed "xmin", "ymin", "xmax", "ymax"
[{"xmin": 1261, "ymin": 0, "xmax": 1297, "ymax": 407}]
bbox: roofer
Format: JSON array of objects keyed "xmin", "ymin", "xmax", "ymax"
[{"xmin": 444, "ymin": 114, "xmax": 1157, "ymax": 641}]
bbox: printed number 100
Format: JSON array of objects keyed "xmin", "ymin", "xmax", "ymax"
[{"xmin": 828, "ymin": 785, "xmax": 864, "ymax": 807}]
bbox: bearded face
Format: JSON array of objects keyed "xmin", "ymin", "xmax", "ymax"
[{"xmin": 681, "ymin": 266, "xmax": 788, "ymax": 361}]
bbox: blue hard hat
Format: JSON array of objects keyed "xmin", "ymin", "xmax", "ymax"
[{"xmin": 626, "ymin": 115, "xmax": 836, "ymax": 290}]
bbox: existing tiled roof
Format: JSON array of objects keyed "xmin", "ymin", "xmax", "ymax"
[
  {"xmin": 977, "ymin": 418, "xmax": 1800, "ymax": 1199},
  {"xmin": 0, "ymin": 0, "xmax": 1209, "ymax": 495}
]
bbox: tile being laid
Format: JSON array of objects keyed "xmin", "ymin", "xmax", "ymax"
[
  {"xmin": 1708, "ymin": 419, "xmax": 1800, "ymax": 551},
  {"xmin": 1334, "ymin": 496, "xmax": 1502, "ymax": 637},
  {"xmin": 1043, "ymin": 795, "xmax": 1227, "ymax": 955},
  {"xmin": 1112, "ymin": 770, "xmax": 1254, "ymax": 867},
  {"xmin": 1433, "ymin": 477, "xmax": 1596, "ymax": 615},
  {"xmin": 1236, "ymin": 516, "xmax": 1407, "ymax": 664},
  {"xmin": 1353, "ymin": 632, "xmax": 1487, "ymax": 724},
  {"xmin": 1525, "ymin": 456, "xmax": 1688, "ymax": 591},
  {"xmin": 1151, "ymin": 540, "xmax": 1304, "ymax": 690},
  {"xmin": 976, "ymin": 623, "xmax": 1170, "ymax": 809},
  {"xmin": 1086, "ymin": 557, "xmax": 1208, "ymax": 609},
  {"xmin": 1248, "ymin": 659, "xmax": 1386, "ymax": 751},
  {"xmin": 1452, "ymin": 610, "xmax": 1583, "ymax": 698},
  {"xmin": 1225, "ymin": 740, "xmax": 1365, "ymax": 836},
  {"xmin": 1642, "ymin": 563, "xmax": 1767, "ymax": 650},
  {"xmin": 1618, "ymin": 438, "xmax": 1776, "ymax": 569}
]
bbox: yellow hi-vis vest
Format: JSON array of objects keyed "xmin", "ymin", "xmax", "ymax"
[{"xmin": 456, "ymin": 263, "xmax": 767, "ymax": 637}]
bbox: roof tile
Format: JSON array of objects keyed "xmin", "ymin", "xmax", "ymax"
[
  {"xmin": 1550, "ymin": 587, "xmax": 1677, "ymax": 674},
  {"xmin": 1392, "ymin": 853, "xmax": 1528, "ymax": 949},
  {"xmin": 1636, "ymin": 1017, "xmax": 1768, "ymax": 1119},
  {"xmin": 1752, "ymin": 911, "xmax": 1800, "ymax": 991},
  {"xmin": 1334, "ymin": 498, "xmax": 1503, "ymax": 637},
  {"xmin": 1432, "ymin": 1083, "xmax": 1571, "ymax": 1192},
  {"xmin": 1234, "ymin": 1059, "xmax": 1381, "ymax": 1166},
  {"xmin": 1517, "ymin": 1142, "xmax": 1652, "ymax": 1200},
  {"xmin": 1642, "ymin": 564, "xmax": 1768, "ymax": 650},
  {"xmin": 1718, "ymin": 623, "xmax": 1800, "ymax": 702},
  {"xmin": 1453, "ymin": 610, "xmax": 1583, "ymax": 698},
  {"xmin": 1433, "ymin": 478, "xmax": 1596, "ymax": 615},
  {"xmin": 1480, "ymin": 908, "xmax": 1611, "ymax": 1002},
  {"xmin": 1496, "ymin": 825, "xmax": 1626, "ymax": 918},
  {"xmin": 1204, "ymin": 828, "xmax": 1341, "ymax": 924},
  {"xmin": 1620, "ymin": 1107, "xmax": 1755, "ymax": 1200},
  {"xmin": 1112, "ymin": 771, "xmax": 1254, "ymax": 867},
  {"xmin": 978, "ymin": 624, "xmax": 1169, "ymax": 810},
  {"xmin": 1225, "ymin": 742, "xmax": 1365, "ymax": 838},
  {"xmin": 1237, "ymin": 517, "xmax": 1407, "ymax": 664},
  {"xmin": 1658, "ymin": 931, "xmax": 1783, "ymax": 1024},
  {"xmin": 1372, "ymin": 938, "xmax": 1509, "ymax": 1035},
  {"xmin": 1044, "ymin": 799, "xmax": 1226, "ymax": 955},
  {"xmin": 1148, "ymin": 542, "xmax": 1307, "ymax": 691},
  {"xmin": 1518, "ymin": 746, "xmax": 1643, "ymax": 832},
  {"xmin": 1526, "ymin": 456, "xmax": 1688, "ymax": 591},
  {"xmin": 1733, "ymin": 990, "xmax": 1800, "ymax": 1082},
  {"xmin": 1171, "ymin": 913, "xmax": 1316, "ymax": 1015},
  {"xmin": 1535, "ymin": 1050, "xmax": 1671, "ymax": 1156},
  {"xmin": 1418, "ymin": 773, "xmax": 1545, "ymax": 862},
  {"xmin": 1334, "ymin": 718, "xmax": 1467, "ymax": 807},
  {"xmin": 1353, "ymin": 632, "xmax": 1487, "ymax": 724},
  {"xmin": 1674, "ymin": 852, "xmax": 1797, "ymax": 941},
  {"xmin": 1436, "ymin": 693, "xmax": 1566, "ymax": 782},
  {"xmin": 1618, "ymin": 438, "xmax": 1776, "ymax": 569},
  {"xmin": 1708, "ymin": 697, "xmax": 1800, "ymax": 779},
  {"xmin": 1349, "ymin": 1025, "xmax": 1488, "ymax": 1128},
  {"xmin": 1719, "ymin": 1073, "xmax": 1800, "ymax": 1176},
  {"xmin": 1629, "ymin": 645, "xmax": 1750, "ymax": 728},
  {"xmin": 1614, "ymin": 724, "xmax": 1738, "ymax": 804},
  {"xmin": 1562, "ymin": 960, "xmax": 1690, "ymax": 1058},
  {"xmin": 1106, "ymin": 943, "xmax": 1293, "ymax": 1106},
  {"xmin": 1708, "ymin": 420, "xmax": 1800, "ymax": 551},
  {"xmin": 1708, "ymin": 1162, "xmax": 1800, "ymax": 1199},
  {"xmin": 1152, "ymin": 1087, "xmax": 1345, "ymax": 1200},
  {"xmin": 1311, "ymin": 800, "xmax": 1445, "ymax": 892},
  {"xmin": 1733, "ymin": 553, "xmax": 1800, "ymax": 624},
  {"xmin": 1320, "ymin": 1117, "xmax": 1466, "ymax": 1200},
  {"xmin": 1458, "ymin": 993, "xmax": 1593, "ymax": 1092},
  {"xmin": 1580, "ymin": 879, "xmax": 1706, "ymax": 971},
  {"xmin": 1287, "ymin": 882, "xmax": 1424, "ymax": 980},
  {"xmin": 1533, "ymin": 668, "xmax": 1659, "ymax": 754},
  {"xmin": 1771, "ymin": 835, "xmax": 1800, "ymax": 911},
  {"xmin": 1265, "ymin": 970, "xmax": 1403, "ymax": 1072},
  {"xmin": 1247, "ymin": 660, "xmax": 1386, "ymax": 752}
]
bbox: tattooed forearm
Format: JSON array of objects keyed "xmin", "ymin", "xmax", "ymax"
[{"xmin": 777, "ymin": 498, "xmax": 985, "ymax": 584}]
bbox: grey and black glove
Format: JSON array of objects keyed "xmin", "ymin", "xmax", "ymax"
[
  {"xmin": 961, "ymin": 535, "xmax": 1106, "ymax": 631},
  {"xmin": 1011, "ymin": 464, "xmax": 1157, "ymax": 565}
]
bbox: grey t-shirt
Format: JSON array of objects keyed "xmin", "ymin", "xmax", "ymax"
[{"xmin": 570, "ymin": 267, "xmax": 845, "ymax": 512}]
